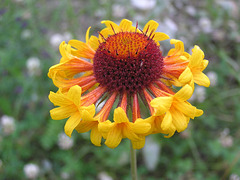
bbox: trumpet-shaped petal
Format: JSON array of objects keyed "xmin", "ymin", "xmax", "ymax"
[
  {"xmin": 98, "ymin": 107, "xmax": 151, "ymax": 149},
  {"xmin": 49, "ymin": 85, "xmax": 95, "ymax": 137}
]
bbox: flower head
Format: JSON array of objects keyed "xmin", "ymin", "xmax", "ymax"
[{"xmin": 48, "ymin": 19, "xmax": 210, "ymax": 149}]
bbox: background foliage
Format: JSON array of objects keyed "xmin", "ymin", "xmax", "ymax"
[{"xmin": 0, "ymin": 0, "xmax": 240, "ymax": 179}]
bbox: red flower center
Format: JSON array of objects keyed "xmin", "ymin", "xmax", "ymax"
[{"xmin": 93, "ymin": 32, "xmax": 163, "ymax": 94}]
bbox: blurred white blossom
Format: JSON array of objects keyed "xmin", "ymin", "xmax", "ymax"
[
  {"xmin": 112, "ymin": 4, "xmax": 127, "ymax": 18},
  {"xmin": 98, "ymin": 172, "xmax": 113, "ymax": 180},
  {"xmin": 157, "ymin": 18, "xmax": 178, "ymax": 38},
  {"xmin": 207, "ymin": 71, "xmax": 218, "ymax": 87},
  {"xmin": 58, "ymin": 133, "xmax": 74, "ymax": 150},
  {"xmin": 195, "ymin": 86, "xmax": 207, "ymax": 103},
  {"xmin": 23, "ymin": 163, "xmax": 40, "ymax": 179},
  {"xmin": 216, "ymin": 0, "xmax": 239, "ymax": 18},
  {"xmin": 185, "ymin": 6, "xmax": 197, "ymax": 16},
  {"xmin": 142, "ymin": 136, "xmax": 161, "ymax": 171},
  {"xmin": 50, "ymin": 32, "xmax": 72, "ymax": 48},
  {"xmin": 26, "ymin": 57, "xmax": 41, "ymax": 76},
  {"xmin": 130, "ymin": 0, "xmax": 156, "ymax": 10},
  {"xmin": 220, "ymin": 128, "xmax": 233, "ymax": 148},
  {"xmin": 198, "ymin": 17, "xmax": 213, "ymax": 33},
  {"xmin": 1, "ymin": 115, "xmax": 15, "ymax": 135},
  {"xmin": 229, "ymin": 174, "xmax": 240, "ymax": 180},
  {"xmin": 61, "ymin": 172, "xmax": 70, "ymax": 180},
  {"xmin": 21, "ymin": 29, "xmax": 32, "ymax": 39}
]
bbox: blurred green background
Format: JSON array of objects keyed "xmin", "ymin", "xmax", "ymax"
[{"xmin": 0, "ymin": 0, "xmax": 240, "ymax": 179}]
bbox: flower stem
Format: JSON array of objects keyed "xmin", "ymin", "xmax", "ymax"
[{"xmin": 130, "ymin": 141, "xmax": 138, "ymax": 180}]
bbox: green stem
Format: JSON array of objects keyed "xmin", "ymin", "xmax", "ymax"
[{"xmin": 130, "ymin": 142, "xmax": 138, "ymax": 180}]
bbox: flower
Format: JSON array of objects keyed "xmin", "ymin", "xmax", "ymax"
[
  {"xmin": 23, "ymin": 163, "xmax": 40, "ymax": 179},
  {"xmin": 0, "ymin": 115, "xmax": 15, "ymax": 135},
  {"xmin": 48, "ymin": 19, "xmax": 210, "ymax": 149},
  {"xmin": 26, "ymin": 57, "xmax": 41, "ymax": 76},
  {"xmin": 130, "ymin": 0, "xmax": 156, "ymax": 10},
  {"xmin": 58, "ymin": 132, "xmax": 74, "ymax": 150}
]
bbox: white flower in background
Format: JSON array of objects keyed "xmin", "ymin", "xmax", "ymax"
[
  {"xmin": 185, "ymin": 6, "xmax": 197, "ymax": 16},
  {"xmin": 206, "ymin": 71, "xmax": 218, "ymax": 87},
  {"xmin": 21, "ymin": 29, "xmax": 32, "ymax": 39},
  {"xmin": 229, "ymin": 174, "xmax": 240, "ymax": 180},
  {"xmin": 195, "ymin": 86, "xmax": 207, "ymax": 103},
  {"xmin": 26, "ymin": 57, "xmax": 41, "ymax": 76},
  {"xmin": 216, "ymin": 0, "xmax": 239, "ymax": 18},
  {"xmin": 0, "ymin": 115, "xmax": 15, "ymax": 135},
  {"xmin": 50, "ymin": 32, "xmax": 73, "ymax": 48},
  {"xmin": 50, "ymin": 33, "xmax": 63, "ymax": 48},
  {"xmin": 130, "ymin": 0, "xmax": 156, "ymax": 10},
  {"xmin": 58, "ymin": 133, "xmax": 74, "ymax": 150},
  {"xmin": 61, "ymin": 172, "xmax": 70, "ymax": 180},
  {"xmin": 23, "ymin": 163, "xmax": 40, "ymax": 179},
  {"xmin": 219, "ymin": 128, "xmax": 233, "ymax": 148},
  {"xmin": 112, "ymin": 4, "xmax": 127, "ymax": 18},
  {"xmin": 142, "ymin": 136, "xmax": 161, "ymax": 171},
  {"xmin": 198, "ymin": 17, "xmax": 213, "ymax": 33},
  {"xmin": 98, "ymin": 172, "xmax": 113, "ymax": 180},
  {"xmin": 157, "ymin": 18, "xmax": 178, "ymax": 38}
]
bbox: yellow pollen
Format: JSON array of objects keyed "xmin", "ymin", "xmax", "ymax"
[{"xmin": 103, "ymin": 32, "xmax": 149, "ymax": 59}]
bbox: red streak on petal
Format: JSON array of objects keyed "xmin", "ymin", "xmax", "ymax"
[
  {"xmin": 81, "ymin": 86, "xmax": 106, "ymax": 106},
  {"xmin": 143, "ymin": 89, "xmax": 154, "ymax": 115},
  {"xmin": 132, "ymin": 93, "xmax": 140, "ymax": 123},
  {"xmin": 120, "ymin": 92, "xmax": 128, "ymax": 112},
  {"xmin": 95, "ymin": 92, "xmax": 117, "ymax": 122}
]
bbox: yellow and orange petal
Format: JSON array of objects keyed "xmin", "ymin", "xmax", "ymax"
[{"xmin": 49, "ymin": 85, "xmax": 95, "ymax": 137}]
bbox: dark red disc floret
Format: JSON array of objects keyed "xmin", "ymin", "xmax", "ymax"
[{"xmin": 93, "ymin": 32, "xmax": 163, "ymax": 94}]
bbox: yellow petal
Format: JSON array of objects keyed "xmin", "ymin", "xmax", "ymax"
[
  {"xmin": 119, "ymin": 19, "xmax": 133, "ymax": 31},
  {"xmin": 81, "ymin": 109, "xmax": 95, "ymax": 121},
  {"xmin": 169, "ymin": 39, "xmax": 185, "ymax": 56},
  {"xmin": 68, "ymin": 40, "xmax": 95, "ymax": 59},
  {"xmin": 202, "ymin": 60, "xmax": 209, "ymax": 71},
  {"xmin": 178, "ymin": 67, "xmax": 193, "ymax": 84},
  {"xmin": 174, "ymin": 84, "xmax": 193, "ymax": 101},
  {"xmin": 105, "ymin": 126, "xmax": 122, "ymax": 149},
  {"xmin": 153, "ymin": 32, "xmax": 170, "ymax": 42},
  {"xmin": 101, "ymin": 20, "xmax": 120, "ymax": 33},
  {"xmin": 143, "ymin": 20, "xmax": 159, "ymax": 36},
  {"xmin": 81, "ymin": 104, "xmax": 95, "ymax": 117},
  {"xmin": 113, "ymin": 107, "xmax": 129, "ymax": 123},
  {"xmin": 123, "ymin": 124, "xmax": 141, "ymax": 141},
  {"xmin": 130, "ymin": 120, "xmax": 151, "ymax": 134},
  {"xmin": 50, "ymin": 105, "xmax": 75, "ymax": 120},
  {"xmin": 75, "ymin": 121, "xmax": 96, "ymax": 133},
  {"xmin": 150, "ymin": 96, "xmax": 173, "ymax": 116},
  {"xmin": 85, "ymin": 26, "xmax": 91, "ymax": 43},
  {"xmin": 189, "ymin": 45, "xmax": 204, "ymax": 68},
  {"xmin": 98, "ymin": 120, "xmax": 114, "ymax": 133},
  {"xmin": 64, "ymin": 113, "xmax": 81, "ymax": 137},
  {"xmin": 195, "ymin": 109, "xmax": 204, "ymax": 117},
  {"xmin": 171, "ymin": 108, "xmax": 188, "ymax": 132},
  {"xmin": 193, "ymin": 72, "xmax": 210, "ymax": 87},
  {"xmin": 90, "ymin": 125, "xmax": 102, "ymax": 146},
  {"xmin": 88, "ymin": 35, "xmax": 99, "ymax": 50},
  {"xmin": 174, "ymin": 101, "xmax": 197, "ymax": 119},
  {"xmin": 131, "ymin": 137, "xmax": 146, "ymax": 149},
  {"xmin": 67, "ymin": 85, "xmax": 82, "ymax": 106},
  {"xmin": 49, "ymin": 91, "xmax": 71, "ymax": 106},
  {"xmin": 161, "ymin": 111, "xmax": 172, "ymax": 130},
  {"xmin": 163, "ymin": 124, "xmax": 176, "ymax": 138}
]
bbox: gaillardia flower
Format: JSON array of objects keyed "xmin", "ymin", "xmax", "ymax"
[{"xmin": 48, "ymin": 19, "xmax": 210, "ymax": 149}]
